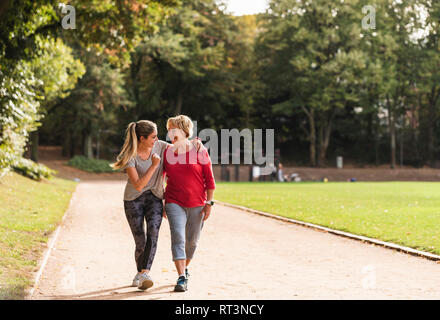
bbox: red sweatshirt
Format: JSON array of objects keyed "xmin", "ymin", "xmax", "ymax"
[{"xmin": 163, "ymin": 145, "xmax": 216, "ymax": 208}]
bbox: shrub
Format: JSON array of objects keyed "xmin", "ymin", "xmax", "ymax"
[
  {"xmin": 0, "ymin": 64, "xmax": 41, "ymax": 177},
  {"xmin": 12, "ymin": 157, "xmax": 56, "ymax": 180},
  {"xmin": 67, "ymin": 156, "xmax": 114, "ymax": 173}
]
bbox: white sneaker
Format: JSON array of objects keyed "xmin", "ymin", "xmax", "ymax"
[
  {"xmin": 137, "ymin": 273, "xmax": 154, "ymax": 290},
  {"xmin": 132, "ymin": 273, "xmax": 140, "ymax": 287}
]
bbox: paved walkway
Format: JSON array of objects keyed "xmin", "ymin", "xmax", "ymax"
[{"xmin": 31, "ymin": 180, "xmax": 440, "ymax": 300}]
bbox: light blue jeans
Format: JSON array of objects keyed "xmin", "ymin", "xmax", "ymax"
[{"xmin": 165, "ymin": 202, "xmax": 205, "ymax": 261}]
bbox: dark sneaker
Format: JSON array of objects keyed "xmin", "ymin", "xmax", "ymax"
[
  {"xmin": 174, "ymin": 276, "xmax": 187, "ymax": 292},
  {"xmin": 185, "ymin": 272, "xmax": 189, "ymax": 290}
]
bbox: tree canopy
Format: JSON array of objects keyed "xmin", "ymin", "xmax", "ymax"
[{"xmin": 2, "ymin": 0, "xmax": 440, "ymax": 174}]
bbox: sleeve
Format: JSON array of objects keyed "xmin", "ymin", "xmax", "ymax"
[
  {"xmin": 200, "ymin": 149, "xmax": 216, "ymax": 190},
  {"xmin": 157, "ymin": 140, "xmax": 170, "ymax": 153},
  {"xmin": 125, "ymin": 157, "xmax": 136, "ymax": 168}
]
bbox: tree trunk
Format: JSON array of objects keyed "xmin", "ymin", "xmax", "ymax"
[
  {"xmin": 400, "ymin": 116, "xmax": 404, "ymax": 167},
  {"xmin": 387, "ymin": 99, "xmax": 396, "ymax": 169},
  {"xmin": 318, "ymin": 109, "xmax": 336, "ymax": 167},
  {"xmin": 367, "ymin": 111, "xmax": 374, "ymax": 163},
  {"xmin": 84, "ymin": 133, "xmax": 93, "ymax": 159},
  {"xmin": 71, "ymin": 134, "xmax": 76, "ymax": 158},
  {"xmin": 301, "ymin": 106, "xmax": 316, "ymax": 167},
  {"xmin": 318, "ymin": 125, "xmax": 323, "ymax": 167},
  {"xmin": 427, "ymin": 111, "xmax": 435, "ymax": 167},
  {"xmin": 131, "ymin": 54, "xmax": 142, "ymax": 119},
  {"xmin": 427, "ymin": 86, "xmax": 439, "ymax": 167},
  {"xmin": 62, "ymin": 129, "xmax": 71, "ymax": 158},
  {"xmin": 175, "ymin": 87, "xmax": 183, "ymax": 115},
  {"xmin": 30, "ymin": 130, "xmax": 39, "ymax": 162}
]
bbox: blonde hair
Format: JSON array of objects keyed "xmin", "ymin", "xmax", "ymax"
[
  {"xmin": 110, "ymin": 120, "xmax": 157, "ymax": 170},
  {"xmin": 166, "ymin": 115, "xmax": 194, "ymax": 138}
]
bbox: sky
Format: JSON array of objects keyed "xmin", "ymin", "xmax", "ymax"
[{"xmin": 224, "ymin": 0, "xmax": 269, "ymax": 16}]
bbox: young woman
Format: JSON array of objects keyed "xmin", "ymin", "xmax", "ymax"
[
  {"xmin": 111, "ymin": 120, "xmax": 167, "ymax": 290},
  {"xmin": 163, "ymin": 115, "xmax": 216, "ymax": 292},
  {"xmin": 111, "ymin": 120, "xmax": 204, "ymax": 291}
]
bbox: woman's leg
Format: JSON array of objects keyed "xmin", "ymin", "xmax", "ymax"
[
  {"xmin": 174, "ymin": 260, "xmax": 186, "ymax": 277},
  {"xmin": 185, "ymin": 206, "xmax": 205, "ymax": 262},
  {"xmin": 142, "ymin": 193, "xmax": 164, "ymax": 272},
  {"xmin": 123, "ymin": 195, "xmax": 147, "ymax": 273},
  {"xmin": 165, "ymin": 203, "xmax": 188, "ymax": 276}
]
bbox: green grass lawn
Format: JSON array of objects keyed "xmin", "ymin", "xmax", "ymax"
[
  {"xmin": 215, "ymin": 182, "xmax": 440, "ymax": 255},
  {"xmin": 0, "ymin": 172, "xmax": 76, "ymax": 300}
]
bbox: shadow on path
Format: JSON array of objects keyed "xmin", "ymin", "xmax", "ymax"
[{"xmin": 48, "ymin": 284, "xmax": 175, "ymax": 300}]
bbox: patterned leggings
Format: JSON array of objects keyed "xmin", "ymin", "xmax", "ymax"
[{"xmin": 123, "ymin": 191, "xmax": 163, "ymax": 272}]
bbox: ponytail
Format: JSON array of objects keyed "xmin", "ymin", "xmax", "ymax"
[
  {"xmin": 110, "ymin": 120, "xmax": 157, "ymax": 170},
  {"xmin": 110, "ymin": 122, "xmax": 138, "ymax": 170}
]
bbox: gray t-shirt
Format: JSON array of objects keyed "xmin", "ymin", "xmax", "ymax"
[{"xmin": 123, "ymin": 140, "xmax": 168, "ymax": 201}]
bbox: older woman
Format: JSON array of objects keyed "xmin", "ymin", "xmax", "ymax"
[
  {"xmin": 111, "ymin": 120, "xmax": 204, "ymax": 291},
  {"xmin": 163, "ymin": 115, "xmax": 215, "ymax": 292}
]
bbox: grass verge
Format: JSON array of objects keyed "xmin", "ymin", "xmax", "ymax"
[
  {"xmin": 0, "ymin": 172, "xmax": 76, "ymax": 299},
  {"xmin": 215, "ymin": 182, "xmax": 440, "ymax": 255}
]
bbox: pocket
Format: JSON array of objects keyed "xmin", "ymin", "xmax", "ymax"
[
  {"xmin": 165, "ymin": 203, "xmax": 173, "ymax": 212},
  {"xmin": 165, "ymin": 203, "xmax": 181, "ymax": 216}
]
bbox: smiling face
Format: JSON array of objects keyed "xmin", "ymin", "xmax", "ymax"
[
  {"xmin": 139, "ymin": 129, "xmax": 158, "ymax": 148},
  {"xmin": 167, "ymin": 124, "xmax": 186, "ymax": 144},
  {"xmin": 166, "ymin": 115, "xmax": 193, "ymax": 144}
]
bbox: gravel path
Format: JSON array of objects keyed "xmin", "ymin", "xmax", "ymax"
[{"xmin": 31, "ymin": 180, "xmax": 440, "ymax": 300}]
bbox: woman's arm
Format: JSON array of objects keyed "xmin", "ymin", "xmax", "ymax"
[
  {"xmin": 201, "ymin": 189, "xmax": 215, "ymax": 221},
  {"xmin": 200, "ymin": 149, "xmax": 216, "ymax": 190},
  {"xmin": 206, "ymin": 189, "xmax": 214, "ymax": 202},
  {"xmin": 126, "ymin": 154, "xmax": 160, "ymax": 192},
  {"xmin": 157, "ymin": 140, "xmax": 172, "ymax": 148},
  {"xmin": 200, "ymin": 149, "xmax": 215, "ymax": 221}
]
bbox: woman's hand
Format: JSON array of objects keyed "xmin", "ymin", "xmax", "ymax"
[
  {"xmin": 152, "ymin": 153, "xmax": 161, "ymax": 167},
  {"xmin": 191, "ymin": 137, "xmax": 205, "ymax": 152},
  {"xmin": 201, "ymin": 204, "xmax": 212, "ymax": 221}
]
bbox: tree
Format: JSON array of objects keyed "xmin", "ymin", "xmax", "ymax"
[
  {"xmin": 418, "ymin": 0, "xmax": 440, "ymax": 166},
  {"xmin": 28, "ymin": 37, "xmax": 85, "ymax": 161},
  {"xmin": 257, "ymin": 0, "xmax": 369, "ymax": 166},
  {"xmin": 379, "ymin": 0, "xmax": 423, "ymax": 168},
  {"xmin": 0, "ymin": 0, "xmax": 178, "ymax": 172},
  {"xmin": 39, "ymin": 48, "xmax": 133, "ymax": 159},
  {"xmin": 126, "ymin": 0, "xmax": 254, "ymax": 132}
]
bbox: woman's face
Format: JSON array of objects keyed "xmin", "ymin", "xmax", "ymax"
[
  {"xmin": 168, "ymin": 124, "xmax": 186, "ymax": 144},
  {"xmin": 140, "ymin": 129, "xmax": 158, "ymax": 148}
]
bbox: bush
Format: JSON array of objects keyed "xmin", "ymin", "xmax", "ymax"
[
  {"xmin": 12, "ymin": 157, "xmax": 56, "ymax": 180},
  {"xmin": 0, "ymin": 64, "xmax": 41, "ymax": 177},
  {"xmin": 67, "ymin": 155, "xmax": 114, "ymax": 173}
]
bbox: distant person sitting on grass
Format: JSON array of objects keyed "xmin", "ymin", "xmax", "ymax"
[
  {"xmin": 162, "ymin": 115, "xmax": 216, "ymax": 292},
  {"xmin": 110, "ymin": 120, "xmax": 203, "ymax": 291},
  {"xmin": 277, "ymin": 162, "xmax": 285, "ymax": 182}
]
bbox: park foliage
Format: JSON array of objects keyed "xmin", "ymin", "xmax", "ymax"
[{"xmin": 1, "ymin": 0, "xmax": 440, "ymax": 172}]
